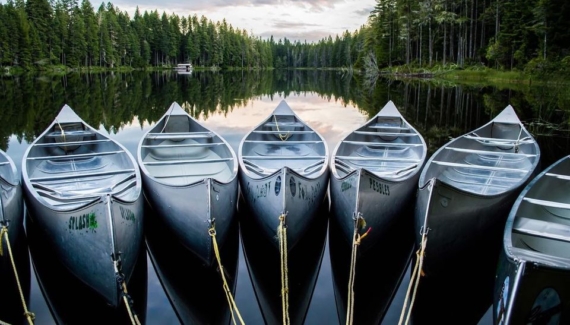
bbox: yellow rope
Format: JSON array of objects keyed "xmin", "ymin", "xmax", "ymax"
[
  {"xmin": 208, "ymin": 226, "xmax": 245, "ymax": 325},
  {"xmin": 398, "ymin": 178, "xmax": 434, "ymax": 325},
  {"xmin": 277, "ymin": 214, "xmax": 290, "ymax": 325},
  {"xmin": 273, "ymin": 115, "xmax": 290, "ymax": 141},
  {"xmin": 0, "ymin": 226, "xmax": 35, "ymax": 325},
  {"xmin": 345, "ymin": 216, "xmax": 370, "ymax": 325},
  {"xmin": 113, "ymin": 260, "xmax": 141, "ymax": 325}
]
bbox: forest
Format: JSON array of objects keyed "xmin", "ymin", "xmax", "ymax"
[{"xmin": 0, "ymin": 0, "xmax": 569, "ymax": 74}]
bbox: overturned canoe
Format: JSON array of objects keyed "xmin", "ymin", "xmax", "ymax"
[
  {"xmin": 494, "ymin": 154, "xmax": 570, "ymax": 325},
  {"xmin": 137, "ymin": 102, "xmax": 238, "ymax": 265},
  {"xmin": 330, "ymin": 100, "xmax": 426, "ymax": 251},
  {"xmin": 414, "ymin": 104, "xmax": 540, "ymax": 277},
  {"xmin": 21, "ymin": 104, "xmax": 144, "ymax": 307},
  {"xmin": 238, "ymin": 100, "xmax": 329, "ymax": 251}
]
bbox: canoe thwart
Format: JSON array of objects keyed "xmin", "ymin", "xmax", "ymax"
[
  {"xmin": 141, "ymin": 142, "xmax": 224, "ymax": 148},
  {"xmin": 0, "ymin": 162, "xmax": 9, "ymax": 166},
  {"xmin": 27, "ymin": 150, "xmax": 124, "ymax": 161},
  {"xmin": 45, "ymin": 130, "xmax": 96, "ymax": 138},
  {"xmin": 241, "ymin": 155, "xmax": 324, "ymax": 160},
  {"xmin": 143, "ymin": 158, "xmax": 233, "ymax": 165},
  {"xmin": 464, "ymin": 134, "xmax": 535, "ymax": 144},
  {"xmin": 342, "ymin": 141, "xmax": 423, "ymax": 147},
  {"xmin": 252, "ymin": 130, "xmax": 315, "ymax": 135},
  {"xmin": 432, "ymin": 161, "xmax": 529, "ymax": 173},
  {"xmin": 545, "ymin": 173, "xmax": 570, "ymax": 181},
  {"xmin": 444, "ymin": 147, "xmax": 538, "ymax": 158},
  {"xmin": 244, "ymin": 140, "xmax": 323, "ymax": 144},
  {"xmin": 353, "ymin": 131, "xmax": 420, "ymax": 137},
  {"xmin": 263, "ymin": 122, "xmax": 304, "ymax": 128},
  {"xmin": 146, "ymin": 132, "xmax": 213, "ymax": 140},
  {"xmin": 367, "ymin": 124, "xmax": 411, "ymax": 131},
  {"xmin": 34, "ymin": 139, "xmax": 112, "ymax": 147},
  {"xmin": 335, "ymin": 156, "xmax": 421, "ymax": 162},
  {"xmin": 523, "ymin": 197, "xmax": 570, "ymax": 210},
  {"xmin": 30, "ymin": 168, "xmax": 136, "ymax": 182},
  {"xmin": 513, "ymin": 216, "xmax": 570, "ymax": 243}
]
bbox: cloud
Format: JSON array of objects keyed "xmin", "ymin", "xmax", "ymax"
[{"xmin": 354, "ymin": 7, "xmax": 373, "ymax": 17}]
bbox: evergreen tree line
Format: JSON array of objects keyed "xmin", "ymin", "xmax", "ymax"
[{"xmin": 1, "ymin": 0, "xmax": 570, "ymax": 72}]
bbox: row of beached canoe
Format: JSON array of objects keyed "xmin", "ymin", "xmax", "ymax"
[{"xmin": 0, "ymin": 99, "xmax": 567, "ymax": 324}]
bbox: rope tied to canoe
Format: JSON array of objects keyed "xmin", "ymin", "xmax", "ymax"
[
  {"xmin": 113, "ymin": 256, "xmax": 141, "ymax": 325},
  {"xmin": 55, "ymin": 119, "xmax": 66, "ymax": 144},
  {"xmin": 277, "ymin": 213, "xmax": 290, "ymax": 325},
  {"xmin": 208, "ymin": 224, "xmax": 245, "ymax": 325},
  {"xmin": 345, "ymin": 214, "xmax": 371, "ymax": 325},
  {"xmin": 273, "ymin": 115, "xmax": 291, "ymax": 141},
  {"xmin": 0, "ymin": 224, "xmax": 35, "ymax": 325},
  {"xmin": 398, "ymin": 178, "xmax": 435, "ymax": 325}
]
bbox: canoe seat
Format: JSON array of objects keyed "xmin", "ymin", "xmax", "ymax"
[
  {"xmin": 342, "ymin": 141, "xmax": 423, "ymax": 148},
  {"xmin": 464, "ymin": 134, "xmax": 535, "ymax": 145},
  {"xmin": 263, "ymin": 121, "xmax": 304, "ymax": 128},
  {"xmin": 513, "ymin": 217, "xmax": 570, "ymax": 243},
  {"xmin": 30, "ymin": 169, "xmax": 136, "ymax": 182},
  {"xmin": 244, "ymin": 140, "xmax": 323, "ymax": 145},
  {"xmin": 336, "ymin": 156, "xmax": 421, "ymax": 163},
  {"xmin": 35, "ymin": 139, "xmax": 111, "ymax": 148},
  {"xmin": 45, "ymin": 130, "xmax": 96, "ymax": 139},
  {"xmin": 523, "ymin": 197, "xmax": 570, "ymax": 210},
  {"xmin": 143, "ymin": 158, "xmax": 233, "ymax": 166},
  {"xmin": 0, "ymin": 162, "xmax": 9, "ymax": 166}
]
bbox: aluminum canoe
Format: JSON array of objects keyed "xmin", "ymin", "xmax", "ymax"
[
  {"xmin": 137, "ymin": 101, "xmax": 238, "ymax": 266},
  {"xmin": 21, "ymin": 104, "xmax": 144, "ymax": 307},
  {"xmin": 238, "ymin": 100, "xmax": 329, "ymax": 251},
  {"xmin": 494, "ymin": 154, "xmax": 570, "ymax": 325},
  {"xmin": 330, "ymin": 100, "xmax": 427, "ymax": 251},
  {"xmin": 414, "ymin": 104, "xmax": 540, "ymax": 277}
]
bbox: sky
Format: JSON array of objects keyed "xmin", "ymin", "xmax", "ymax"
[{"xmin": 107, "ymin": 0, "xmax": 374, "ymax": 43}]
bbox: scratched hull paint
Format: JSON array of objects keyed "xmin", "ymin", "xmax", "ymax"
[
  {"xmin": 414, "ymin": 105, "xmax": 540, "ymax": 278},
  {"xmin": 493, "ymin": 155, "xmax": 570, "ymax": 325},
  {"xmin": 330, "ymin": 101, "xmax": 426, "ymax": 252},
  {"xmin": 138, "ymin": 102, "xmax": 238, "ymax": 265},
  {"xmin": 21, "ymin": 105, "xmax": 144, "ymax": 307},
  {"xmin": 238, "ymin": 100, "xmax": 329, "ymax": 251}
]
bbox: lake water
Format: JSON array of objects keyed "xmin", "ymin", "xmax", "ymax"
[{"xmin": 1, "ymin": 70, "xmax": 569, "ymax": 324}]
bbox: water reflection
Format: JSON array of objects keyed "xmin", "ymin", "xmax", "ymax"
[
  {"xmin": 239, "ymin": 195, "xmax": 329, "ymax": 325},
  {"xmin": 145, "ymin": 202, "xmax": 240, "ymax": 324},
  {"xmin": 1, "ymin": 71, "xmax": 569, "ymax": 324},
  {"xmin": 329, "ymin": 205, "xmax": 415, "ymax": 325}
]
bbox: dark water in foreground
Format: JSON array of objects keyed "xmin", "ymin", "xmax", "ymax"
[{"xmin": 1, "ymin": 70, "xmax": 569, "ymax": 324}]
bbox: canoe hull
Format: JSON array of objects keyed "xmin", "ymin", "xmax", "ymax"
[
  {"xmin": 239, "ymin": 167, "xmax": 328, "ymax": 251},
  {"xmin": 24, "ymin": 192, "xmax": 143, "ymax": 307},
  {"xmin": 330, "ymin": 168, "xmax": 418, "ymax": 251},
  {"xmin": 414, "ymin": 178, "xmax": 523, "ymax": 277},
  {"xmin": 494, "ymin": 251, "xmax": 570, "ymax": 325},
  {"xmin": 142, "ymin": 176, "xmax": 238, "ymax": 265}
]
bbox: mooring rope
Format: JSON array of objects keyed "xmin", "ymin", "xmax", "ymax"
[
  {"xmin": 0, "ymin": 225, "xmax": 35, "ymax": 325},
  {"xmin": 345, "ymin": 215, "xmax": 371, "ymax": 325},
  {"xmin": 113, "ymin": 259, "xmax": 141, "ymax": 325},
  {"xmin": 273, "ymin": 115, "xmax": 291, "ymax": 141},
  {"xmin": 398, "ymin": 178, "xmax": 434, "ymax": 325},
  {"xmin": 277, "ymin": 213, "xmax": 290, "ymax": 325},
  {"xmin": 208, "ymin": 225, "xmax": 245, "ymax": 325}
]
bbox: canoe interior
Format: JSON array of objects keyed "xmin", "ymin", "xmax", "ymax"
[
  {"xmin": 510, "ymin": 157, "xmax": 570, "ymax": 264},
  {"xmin": 140, "ymin": 114, "xmax": 235, "ymax": 186},
  {"xmin": 25, "ymin": 122, "xmax": 138, "ymax": 210},
  {"xmin": 241, "ymin": 113, "xmax": 326, "ymax": 178},
  {"xmin": 334, "ymin": 115, "xmax": 424, "ymax": 179},
  {"xmin": 0, "ymin": 152, "xmax": 17, "ymax": 185},
  {"xmin": 422, "ymin": 121, "xmax": 539, "ymax": 195}
]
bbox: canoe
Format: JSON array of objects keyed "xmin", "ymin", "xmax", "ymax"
[
  {"xmin": 414, "ymin": 104, "xmax": 540, "ymax": 277},
  {"xmin": 137, "ymin": 101, "xmax": 238, "ymax": 265},
  {"xmin": 21, "ymin": 104, "xmax": 144, "ymax": 307},
  {"xmin": 238, "ymin": 100, "xmax": 329, "ymax": 251},
  {"xmin": 494, "ymin": 154, "xmax": 570, "ymax": 325},
  {"xmin": 0, "ymin": 149, "xmax": 30, "ymax": 324},
  {"xmin": 330, "ymin": 100, "xmax": 427, "ymax": 251}
]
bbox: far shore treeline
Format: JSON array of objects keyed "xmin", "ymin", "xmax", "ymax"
[{"xmin": 0, "ymin": 0, "xmax": 569, "ymax": 75}]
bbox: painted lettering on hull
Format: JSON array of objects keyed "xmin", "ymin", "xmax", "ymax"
[
  {"xmin": 68, "ymin": 212, "xmax": 98, "ymax": 232},
  {"xmin": 370, "ymin": 179, "xmax": 390, "ymax": 196},
  {"xmin": 341, "ymin": 177, "xmax": 355, "ymax": 192},
  {"xmin": 120, "ymin": 206, "xmax": 136, "ymax": 222},
  {"xmin": 294, "ymin": 181, "xmax": 322, "ymax": 205},
  {"xmin": 246, "ymin": 181, "xmax": 272, "ymax": 204}
]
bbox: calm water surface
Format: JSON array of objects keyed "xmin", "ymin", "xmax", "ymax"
[{"xmin": 1, "ymin": 71, "xmax": 569, "ymax": 324}]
